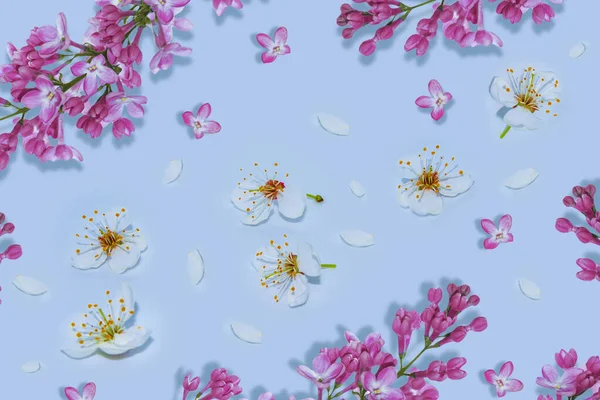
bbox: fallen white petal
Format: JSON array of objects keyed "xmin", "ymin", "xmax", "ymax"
[
  {"xmin": 518, "ymin": 278, "xmax": 541, "ymax": 300},
  {"xmin": 21, "ymin": 361, "xmax": 41, "ymax": 373},
  {"xmin": 349, "ymin": 181, "xmax": 366, "ymax": 197},
  {"xmin": 504, "ymin": 168, "xmax": 539, "ymax": 189},
  {"xmin": 187, "ymin": 249, "xmax": 205, "ymax": 285},
  {"xmin": 230, "ymin": 322, "xmax": 262, "ymax": 344},
  {"xmin": 340, "ymin": 230, "xmax": 375, "ymax": 247},
  {"xmin": 163, "ymin": 160, "xmax": 183, "ymax": 184},
  {"xmin": 317, "ymin": 114, "xmax": 350, "ymax": 136},
  {"xmin": 12, "ymin": 275, "xmax": 48, "ymax": 296},
  {"xmin": 569, "ymin": 42, "xmax": 586, "ymax": 59}
]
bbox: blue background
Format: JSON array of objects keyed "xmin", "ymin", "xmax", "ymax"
[{"xmin": 0, "ymin": 0, "xmax": 598, "ymax": 398}]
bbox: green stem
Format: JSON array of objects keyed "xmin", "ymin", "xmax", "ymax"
[
  {"xmin": 320, "ymin": 264, "xmax": 336, "ymax": 269},
  {"xmin": 0, "ymin": 108, "xmax": 28, "ymax": 122},
  {"xmin": 499, "ymin": 125, "xmax": 511, "ymax": 139},
  {"xmin": 62, "ymin": 74, "xmax": 87, "ymax": 92},
  {"xmin": 408, "ymin": 0, "xmax": 436, "ymax": 10},
  {"xmin": 306, "ymin": 193, "xmax": 324, "ymax": 203},
  {"xmin": 397, "ymin": 343, "xmax": 431, "ymax": 377}
]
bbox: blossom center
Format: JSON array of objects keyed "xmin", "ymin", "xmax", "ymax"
[
  {"xmin": 495, "ymin": 233, "xmax": 504, "ymax": 240},
  {"xmin": 416, "ymin": 169, "xmax": 440, "ymax": 193},
  {"xmin": 258, "ymin": 179, "xmax": 285, "ymax": 200},
  {"xmin": 436, "ymin": 97, "xmax": 444, "ymax": 106},
  {"xmin": 98, "ymin": 229, "xmax": 124, "ymax": 256},
  {"xmin": 88, "ymin": 65, "xmax": 98, "ymax": 72},
  {"xmin": 273, "ymin": 46, "xmax": 280, "ymax": 54},
  {"xmin": 194, "ymin": 121, "xmax": 202, "ymax": 129},
  {"xmin": 283, "ymin": 253, "xmax": 300, "ymax": 278},
  {"xmin": 47, "ymin": 92, "xmax": 55, "ymax": 100},
  {"xmin": 496, "ymin": 379, "xmax": 504, "ymax": 387},
  {"xmin": 121, "ymin": 97, "xmax": 127, "ymax": 102},
  {"xmin": 158, "ymin": 0, "xmax": 166, "ymax": 5}
]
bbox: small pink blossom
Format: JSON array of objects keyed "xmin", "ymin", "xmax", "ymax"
[
  {"xmin": 213, "ymin": 0, "xmax": 244, "ymax": 16},
  {"xmin": 182, "ymin": 373, "xmax": 200, "ymax": 400},
  {"xmin": 145, "ymin": 0, "xmax": 191, "ymax": 24},
  {"xmin": 297, "ymin": 353, "xmax": 345, "ymax": 389},
  {"xmin": 536, "ymin": 365, "xmax": 583, "ymax": 396},
  {"xmin": 64, "ymin": 382, "xmax": 96, "ymax": 400},
  {"xmin": 105, "ymin": 91, "xmax": 147, "ymax": 121},
  {"xmin": 182, "ymin": 103, "xmax": 221, "ymax": 139},
  {"xmin": 480, "ymin": 214, "xmax": 514, "ymax": 250},
  {"xmin": 555, "ymin": 349, "xmax": 578, "ymax": 369},
  {"xmin": 71, "ymin": 55, "xmax": 119, "ymax": 96},
  {"xmin": 21, "ymin": 76, "xmax": 63, "ymax": 123},
  {"xmin": 256, "ymin": 27, "xmax": 290, "ymax": 64},
  {"xmin": 415, "ymin": 79, "xmax": 452, "ymax": 121},
  {"xmin": 575, "ymin": 258, "xmax": 600, "ymax": 282},
  {"xmin": 150, "ymin": 29, "xmax": 192, "ymax": 74},
  {"xmin": 484, "ymin": 361, "xmax": 524, "ymax": 397},
  {"xmin": 36, "ymin": 13, "xmax": 71, "ymax": 57},
  {"xmin": 360, "ymin": 367, "xmax": 405, "ymax": 400}
]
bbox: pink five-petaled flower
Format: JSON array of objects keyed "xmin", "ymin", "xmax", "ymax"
[
  {"xmin": 415, "ymin": 80, "xmax": 452, "ymax": 121},
  {"xmin": 213, "ymin": 0, "xmax": 243, "ymax": 16},
  {"xmin": 480, "ymin": 214, "xmax": 514, "ymax": 250},
  {"xmin": 575, "ymin": 258, "xmax": 600, "ymax": 282},
  {"xmin": 182, "ymin": 103, "xmax": 221, "ymax": 139},
  {"xmin": 297, "ymin": 353, "xmax": 345, "ymax": 389},
  {"xmin": 361, "ymin": 367, "xmax": 405, "ymax": 400},
  {"xmin": 71, "ymin": 55, "xmax": 119, "ymax": 96},
  {"xmin": 536, "ymin": 365, "xmax": 583, "ymax": 396},
  {"xmin": 145, "ymin": 0, "xmax": 191, "ymax": 24},
  {"xmin": 64, "ymin": 382, "xmax": 96, "ymax": 400},
  {"xmin": 182, "ymin": 373, "xmax": 200, "ymax": 400},
  {"xmin": 484, "ymin": 361, "xmax": 524, "ymax": 397},
  {"xmin": 256, "ymin": 27, "xmax": 290, "ymax": 64},
  {"xmin": 37, "ymin": 13, "xmax": 70, "ymax": 57},
  {"xmin": 21, "ymin": 75, "xmax": 63, "ymax": 123}
]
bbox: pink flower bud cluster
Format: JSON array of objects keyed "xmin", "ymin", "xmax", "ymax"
[
  {"xmin": 555, "ymin": 184, "xmax": 600, "ymax": 282},
  {"xmin": 181, "ymin": 368, "xmax": 242, "ymax": 400},
  {"xmin": 536, "ymin": 348, "xmax": 600, "ymax": 399},
  {"xmin": 0, "ymin": 212, "xmax": 22, "ymax": 265},
  {"xmin": 0, "ymin": 0, "xmax": 194, "ymax": 173},
  {"xmin": 336, "ymin": 0, "xmax": 563, "ymax": 57},
  {"xmin": 294, "ymin": 282, "xmax": 487, "ymax": 400}
]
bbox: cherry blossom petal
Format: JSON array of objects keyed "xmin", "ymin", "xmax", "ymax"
[
  {"xmin": 489, "ymin": 77, "xmax": 518, "ymax": 108},
  {"xmin": 277, "ymin": 187, "xmax": 306, "ymax": 220},
  {"xmin": 409, "ymin": 190, "xmax": 443, "ymax": 215},
  {"xmin": 231, "ymin": 322, "xmax": 263, "ymax": 344},
  {"xmin": 504, "ymin": 107, "xmax": 541, "ymax": 130},
  {"xmin": 288, "ymin": 274, "xmax": 309, "ymax": 307}
]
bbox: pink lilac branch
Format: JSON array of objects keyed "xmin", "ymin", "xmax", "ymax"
[
  {"xmin": 0, "ymin": 0, "xmax": 196, "ymax": 173},
  {"xmin": 0, "ymin": 212, "xmax": 22, "ymax": 265},
  {"xmin": 180, "ymin": 367, "xmax": 242, "ymax": 400},
  {"xmin": 337, "ymin": 0, "xmax": 565, "ymax": 57}
]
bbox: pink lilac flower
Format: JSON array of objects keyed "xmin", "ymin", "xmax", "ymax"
[
  {"xmin": 256, "ymin": 27, "xmax": 290, "ymax": 64},
  {"xmin": 150, "ymin": 29, "xmax": 192, "ymax": 74},
  {"xmin": 360, "ymin": 367, "xmax": 405, "ymax": 400},
  {"xmin": 575, "ymin": 258, "xmax": 600, "ymax": 282},
  {"xmin": 21, "ymin": 76, "xmax": 63, "ymax": 123},
  {"xmin": 71, "ymin": 55, "xmax": 119, "ymax": 96},
  {"xmin": 536, "ymin": 365, "xmax": 583, "ymax": 396},
  {"xmin": 556, "ymin": 349, "xmax": 578, "ymax": 369},
  {"xmin": 64, "ymin": 382, "xmax": 96, "ymax": 400},
  {"xmin": 413, "ymin": 358, "xmax": 468, "ymax": 381},
  {"xmin": 484, "ymin": 361, "xmax": 524, "ymax": 397},
  {"xmin": 35, "ymin": 13, "xmax": 70, "ymax": 57},
  {"xmin": 458, "ymin": 0, "xmax": 503, "ymax": 48},
  {"xmin": 105, "ymin": 92, "xmax": 147, "ymax": 121},
  {"xmin": 297, "ymin": 353, "xmax": 345, "ymax": 389},
  {"xmin": 400, "ymin": 374, "xmax": 439, "ymax": 399},
  {"xmin": 415, "ymin": 79, "xmax": 452, "ymax": 121},
  {"xmin": 145, "ymin": 0, "xmax": 191, "ymax": 24},
  {"xmin": 182, "ymin": 374, "xmax": 200, "ymax": 400},
  {"xmin": 392, "ymin": 308, "xmax": 421, "ymax": 356},
  {"xmin": 182, "ymin": 103, "xmax": 221, "ymax": 139},
  {"xmin": 39, "ymin": 114, "xmax": 83, "ymax": 162},
  {"xmin": 213, "ymin": 0, "xmax": 244, "ymax": 16},
  {"xmin": 480, "ymin": 214, "xmax": 514, "ymax": 250}
]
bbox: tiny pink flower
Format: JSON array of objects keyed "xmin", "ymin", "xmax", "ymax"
[
  {"xmin": 182, "ymin": 373, "xmax": 200, "ymax": 400},
  {"xmin": 575, "ymin": 258, "xmax": 600, "ymax": 282},
  {"xmin": 256, "ymin": 27, "xmax": 291, "ymax": 64},
  {"xmin": 555, "ymin": 349, "xmax": 578, "ymax": 369},
  {"xmin": 21, "ymin": 76, "xmax": 63, "ymax": 124},
  {"xmin": 182, "ymin": 103, "xmax": 221, "ymax": 139},
  {"xmin": 64, "ymin": 382, "xmax": 96, "ymax": 400},
  {"xmin": 37, "ymin": 13, "xmax": 71, "ymax": 57},
  {"xmin": 361, "ymin": 367, "xmax": 405, "ymax": 400},
  {"xmin": 536, "ymin": 365, "xmax": 583, "ymax": 396},
  {"xmin": 71, "ymin": 55, "xmax": 119, "ymax": 96},
  {"xmin": 484, "ymin": 361, "xmax": 524, "ymax": 397},
  {"xmin": 213, "ymin": 0, "xmax": 244, "ymax": 16},
  {"xmin": 145, "ymin": 0, "xmax": 191, "ymax": 24},
  {"xmin": 297, "ymin": 353, "xmax": 345, "ymax": 389},
  {"xmin": 415, "ymin": 79, "xmax": 452, "ymax": 121},
  {"xmin": 480, "ymin": 214, "xmax": 514, "ymax": 250},
  {"xmin": 105, "ymin": 92, "xmax": 147, "ymax": 121},
  {"xmin": 150, "ymin": 30, "xmax": 192, "ymax": 74}
]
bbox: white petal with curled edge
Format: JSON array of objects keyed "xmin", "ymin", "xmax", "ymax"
[
  {"xmin": 163, "ymin": 159, "xmax": 183, "ymax": 184},
  {"xmin": 339, "ymin": 230, "xmax": 375, "ymax": 247},
  {"xmin": 187, "ymin": 249, "xmax": 205, "ymax": 285},
  {"xmin": 569, "ymin": 42, "xmax": 586, "ymax": 58},
  {"xmin": 230, "ymin": 322, "xmax": 263, "ymax": 344},
  {"xmin": 317, "ymin": 113, "xmax": 350, "ymax": 136},
  {"xmin": 61, "ymin": 346, "xmax": 98, "ymax": 359},
  {"xmin": 504, "ymin": 168, "xmax": 539, "ymax": 189},
  {"xmin": 518, "ymin": 278, "xmax": 541, "ymax": 300},
  {"xmin": 12, "ymin": 275, "xmax": 48, "ymax": 295},
  {"xmin": 21, "ymin": 361, "xmax": 40, "ymax": 373},
  {"xmin": 349, "ymin": 181, "xmax": 366, "ymax": 197}
]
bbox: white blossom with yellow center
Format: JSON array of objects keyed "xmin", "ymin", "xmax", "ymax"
[
  {"xmin": 231, "ymin": 162, "xmax": 307, "ymax": 225},
  {"xmin": 397, "ymin": 145, "xmax": 473, "ymax": 215},
  {"xmin": 71, "ymin": 208, "xmax": 147, "ymax": 274},
  {"xmin": 62, "ymin": 282, "xmax": 150, "ymax": 359},
  {"xmin": 490, "ymin": 66, "xmax": 560, "ymax": 137},
  {"xmin": 253, "ymin": 234, "xmax": 334, "ymax": 307}
]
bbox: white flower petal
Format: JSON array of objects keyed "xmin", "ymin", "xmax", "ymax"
[
  {"xmin": 349, "ymin": 181, "xmax": 366, "ymax": 197},
  {"xmin": 119, "ymin": 282, "xmax": 135, "ymax": 316},
  {"xmin": 297, "ymin": 241, "xmax": 320, "ymax": 277},
  {"xmin": 408, "ymin": 190, "xmax": 443, "ymax": 216},
  {"xmin": 439, "ymin": 175, "xmax": 474, "ymax": 197},
  {"xmin": 163, "ymin": 159, "xmax": 183, "ymax": 184},
  {"xmin": 518, "ymin": 278, "xmax": 541, "ymax": 300},
  {"xmin": 241, "ymin": 203, "xmax": 273, "ymax": 225},
  {"xmin": 187, "ymin": 249, "xmax": 205, "ymax": 285},
  {"xmin": 277, "ymin": 187, "xmax": 306, "ymax": 220},
  {"xmin": 288, "ymin": 274, "xmax": 309, "ymax": 307},
  {"xmin": 489, "ymin": 77, "xmax": 518, "ymax": 108},
  {"xmin": 12, "ymin": 275, "xmax": 48, "ymax": 296},
  {"xmin": 72, "ymin": 249, "xmax": 107, "ymax": 270},
  {"xmin": 126, "ymin": 232, "xmax": 147, "ymax": 251},
  {"xmin": 107, "ymin": 246, "xmax": 140, "ymax": 274},
  {"xmin": 111, "ymin": 326, "xmax": 151, "ymax": 350},
  {"xmin": 231, "ymin": 187, "xmax": 261, "ymax": 211},
  {"xmin": 397, "ymin": 185, "xmax": 417, "ymax": 207},
  {"xmin": 569, "ymin": 42, "xmax": 586, "ymax": 59},
  {"xmin": 61, "ymin": 346, "xmax": 98, "ymax": 359},
  {"xmin": 504, "ymin": 107, "xmax": 542, "ymax": 130},
  {"xmin": 252, "ymin": 245, "xmax": 279, "ymax": 270},
  {"xmin": 105, "ymin": 209, "xmax": 130, "ymax": 232},
  {"xmin": 21, "ymin": 361, "xmax": 41, "ymax": 373},
  {"xmin": 231, "ymin": 322, "xmax": 263, "ymax": 344},
  {"xmin": 317, "ymin": 113, "xmax": 350, "ymax": 136},
  {"xmin": 340, "ymin": 230, "xmax": 375, "ymax": 247},
  {"xmin": 504, "ymin": 168, "xmax": 539, "ymax": 189}
]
